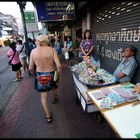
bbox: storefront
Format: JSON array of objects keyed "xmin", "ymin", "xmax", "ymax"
[{"xmin": 90, "ymin": 1, "xmax": 140, "ymax": 83}]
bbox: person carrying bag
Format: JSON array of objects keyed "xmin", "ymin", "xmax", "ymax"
[
  {"xmin": 7, "ymin": 42, "xmax": 22, "ymax": 82},
  {"xmin": 8, "ymin": 51, "xmax": 16, "ymax": 65},
  {"xmin": 16, "ymin": 40, "xmax": 29, "ymax": 73}
]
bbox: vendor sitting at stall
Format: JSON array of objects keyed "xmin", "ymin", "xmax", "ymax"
[{"xmin": 113, "ymin": 45, "xmax": 137, "ymax": 83}]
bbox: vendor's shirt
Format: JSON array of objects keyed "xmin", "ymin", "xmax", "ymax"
[{"xmin": 113, "ymin": 56, "xmax": 137, "ymax": 81}]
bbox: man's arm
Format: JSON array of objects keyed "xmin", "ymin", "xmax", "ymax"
[
  {"xmin": 116, "ymin": 73, "xmax": 126, "ymax": 79},
  {"xmin": 29, "ymin": 51, "xmax": 35, "ymax": 75}
]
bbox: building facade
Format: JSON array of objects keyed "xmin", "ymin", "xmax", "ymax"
[{"xmin": 0, "ymin": 12, "xmax": 18, "ymax": 39}]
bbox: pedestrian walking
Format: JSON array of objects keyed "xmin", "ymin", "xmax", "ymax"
[
  {"xmin": 73, "ymin": 36, "xmax": 82, "ymax": 62},
  {"xmin": 53, "ymin": 36, "xmax": 62, "ymax": 59},
  {"xmin": 63, "ymin": 36, "xmax": 73, "ymax": 67},
  {"xmin": 28, "ymin": 38, "xmax": 36, "ymax": 58},
  {"xmin": 29, "ymin": 35, "xmax": 61, "ymax": 123},
  {"xmin": 16, "ymin": 39, "xmax": 29, "ymax": 74},
  {"xmin": 7, "ymin": 42, "xmax": 22, "ymax": 82}
]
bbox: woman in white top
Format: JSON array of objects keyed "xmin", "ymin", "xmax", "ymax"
[
  {"xmin": 63, "ymin": 36, "xmax": 73, "ymax": 67},
  {"xmin": 16, "ymin": 40, "xmax": 29, "ymax": 73}
]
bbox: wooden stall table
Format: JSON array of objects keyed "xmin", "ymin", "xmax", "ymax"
[
  {"xmin": 87, "ymin": 82, "xmax": 140, "ymax": 138},
  {"xmin": 102, "ymin": 101, "xmax": 140, "ymax": 138}
]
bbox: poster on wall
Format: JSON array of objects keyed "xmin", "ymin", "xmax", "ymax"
[{"xmin": 35, "ymin": 1, "xmax": 75, "ymax": 22}]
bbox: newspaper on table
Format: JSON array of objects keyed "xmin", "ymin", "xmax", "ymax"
[
  {"xmin": 100, "ymin": 97, "xmax": 114, "ymax": 109},
  {"xmin": 97, "ymin": 84, "xmax": 139, "ymax": 109}
]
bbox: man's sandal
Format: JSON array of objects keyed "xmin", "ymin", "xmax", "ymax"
[
  {"xmin": 52, "ymin": 95, "xmax": 58, "ymax": 104},
  {"xmin": 46, "ymin": 112, "xmax": 52, "ymax": 123},
  {"xmin": 52, "ymin": 98, "xmax": 57, "ymax": 104}
]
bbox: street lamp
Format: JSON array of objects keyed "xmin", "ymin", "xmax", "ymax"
[{"xmin": 17, "ymin": 1, "xmax": 29, "ymax": 58}]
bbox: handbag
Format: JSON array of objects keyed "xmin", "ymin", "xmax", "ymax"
[
  {"xmin": 8, "ymin": 60, "xmax": 12, "ymax": 65},
  {"xmin": 8, "ymin": 51, "xmax": 16, "ymax": 65},
  {"xmin": 52, "ymin": 48, "xmax": 59, "ymax": 82},
  {"xmin": 18, "ymin": 45, "xmax": 24, "ymax": 54}
]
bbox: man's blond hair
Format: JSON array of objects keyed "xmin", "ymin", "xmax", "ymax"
[{"xmin": 36, "ymin": 35, "xmax": 50, "ymax": 46}]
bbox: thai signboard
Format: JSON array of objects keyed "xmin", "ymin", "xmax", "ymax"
[{"xmin": 35, "ymin": 1, "xmax": 75, "ymax": 22}]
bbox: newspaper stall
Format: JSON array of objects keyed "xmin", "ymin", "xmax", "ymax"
[{"xmin": 71, "ymin": 56, "xmax": 117, "ymax": 113}]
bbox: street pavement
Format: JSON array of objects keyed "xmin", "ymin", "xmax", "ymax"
[
  {"xmin": 0, "ymin": 64, "xmax": 117, "ymax": 138},
  {"xmin": 0, "ymin": 46, "xmax": 21, "ymax": 115}
]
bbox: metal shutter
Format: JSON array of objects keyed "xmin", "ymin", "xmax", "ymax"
[{"xmin": 91, "ymin": 1, "xmax": 140, "ymax": 83}]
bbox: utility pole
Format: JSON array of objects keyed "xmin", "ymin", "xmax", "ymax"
[{"xmin": 17, "ymin": 1, "xmax": 29, "ymax": 58}]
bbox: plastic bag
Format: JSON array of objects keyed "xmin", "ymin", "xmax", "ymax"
[
  {"xmin": 64, "ymin": 51, "xmax": 69, "ymax": 59},
  {"xmin": 54, "ymin": 70, "xmax": 59, "ymax": 82}
]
